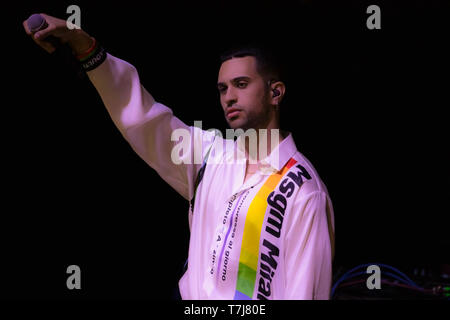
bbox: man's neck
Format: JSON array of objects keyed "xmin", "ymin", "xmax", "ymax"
[{"xmin": 244, "ymin": 128, "xmax": 286, "ymax": 163}]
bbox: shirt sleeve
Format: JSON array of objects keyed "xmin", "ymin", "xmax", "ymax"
[
  {"xmin": 283, "ymin": 190, "xmax": 335, "ymax": 300},
  {"xmin": 86, "ymin": 53, "xmax": 215, "ymax": 200}
]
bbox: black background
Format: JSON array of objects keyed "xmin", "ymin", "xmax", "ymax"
[{"xmin": 3, "ymin": 0, "xmax": 449, "ymax": 300}]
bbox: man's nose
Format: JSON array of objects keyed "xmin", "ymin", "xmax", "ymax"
[{"xmin": 224, "ymin": 87, "xmax": 237, "ymax": 107}]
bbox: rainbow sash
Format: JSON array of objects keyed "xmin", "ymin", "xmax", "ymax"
[{"xmin": 234, "ymin": 157, "xmax": 297, "ymax": 299}]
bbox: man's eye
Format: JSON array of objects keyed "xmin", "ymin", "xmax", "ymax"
[
  {"xmin": 237, "ymin": 82, "xmax": 248, "ymax": 88},
  {"xmin": 218, "ymin": 87, "xmax": 227, "ymax": 94}
]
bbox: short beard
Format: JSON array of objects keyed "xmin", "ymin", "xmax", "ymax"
[{"xmin": 242, "ymin": 92, "xmax": 272, "ymax": 131}]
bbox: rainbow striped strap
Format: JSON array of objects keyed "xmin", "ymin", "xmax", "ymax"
[{"xmin": 234, "ymin": 157, "xmax": 298, "ymax": 299}]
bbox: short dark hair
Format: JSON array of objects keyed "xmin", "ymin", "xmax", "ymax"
[{"xmin": 219, "ymin": 44, "xmax": 283, "ymax": 83}]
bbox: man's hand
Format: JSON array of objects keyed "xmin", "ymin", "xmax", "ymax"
[{"xmin": 23, "ymin": 13, "xmax": 93, "ymax": 56}]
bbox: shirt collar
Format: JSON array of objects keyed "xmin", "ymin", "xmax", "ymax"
[{"xmin": 265, "ymin": 132, "xmax": 298, "ymax": 171}]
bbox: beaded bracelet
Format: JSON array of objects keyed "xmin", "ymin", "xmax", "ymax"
[{"xmin": 76, "ymin": 37, "xmax": 97, "ymax": 60}]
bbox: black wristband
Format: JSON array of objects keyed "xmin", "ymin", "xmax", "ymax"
[{"xmin": 79, "ymin": 45, "xmax": 107, "ymax": 72}]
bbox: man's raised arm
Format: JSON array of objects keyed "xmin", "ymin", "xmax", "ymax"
[{"xmin": 23, "ymin": 13, "xmax": 216, "ymax": 201}]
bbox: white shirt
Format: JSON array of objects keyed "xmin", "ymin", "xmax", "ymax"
[{"xmin": 87, "ymin": 54, "xmax": 335, "ymax": 300}]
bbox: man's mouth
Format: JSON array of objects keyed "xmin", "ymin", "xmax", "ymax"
[
  {"xmin": 226, "ymin": 107, "xmax": 241, "ymax": 120},
  {"xmin": 227, "ymin": 110, "xmax": 240, "ymax": 119}
]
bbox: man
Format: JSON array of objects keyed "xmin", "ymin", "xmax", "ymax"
[{"xmin": 24, "ymin": 13, "xmax": 335, "ymax": 300}]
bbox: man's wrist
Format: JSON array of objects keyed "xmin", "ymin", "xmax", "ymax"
[{"xmin": 68, "ymin": 29, "xmax": 94, "ymax": 56}]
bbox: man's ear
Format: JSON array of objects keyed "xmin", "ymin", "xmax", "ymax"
[{"xmin": 270, "ymin": 81, "xmax": 286, "ymax": 106}]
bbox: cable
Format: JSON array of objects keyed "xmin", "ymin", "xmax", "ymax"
[
  {"xmin": 331, "ymin": 271, "xmax": 366, "ymax": 297},
  {"xmin": 338, "ymin": 279, "xmax": 435, "ymax": 295},
  {"xmin": 331, "ymin": 271, "xmax": 417, "ymax": 297},
  {"xmin": 332, "ymin": 263, "xmax": 423, "ymax": 297},
  {"xmin": 377, "ymin": 263, "xmax": 420, "ymax": 288},
  {"xmin": 336, "ymin": 263, "xmax": 419, "ymax": 287}
]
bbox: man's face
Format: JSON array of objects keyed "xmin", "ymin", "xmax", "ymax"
[{"xmin": 217, "ymin": 56, "xmax": 272, "ymax": 131}]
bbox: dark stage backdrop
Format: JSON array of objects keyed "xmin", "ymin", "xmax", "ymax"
[{"xmin": 3, "ymin": 0, "xmax": 449, "ymax": 300}]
